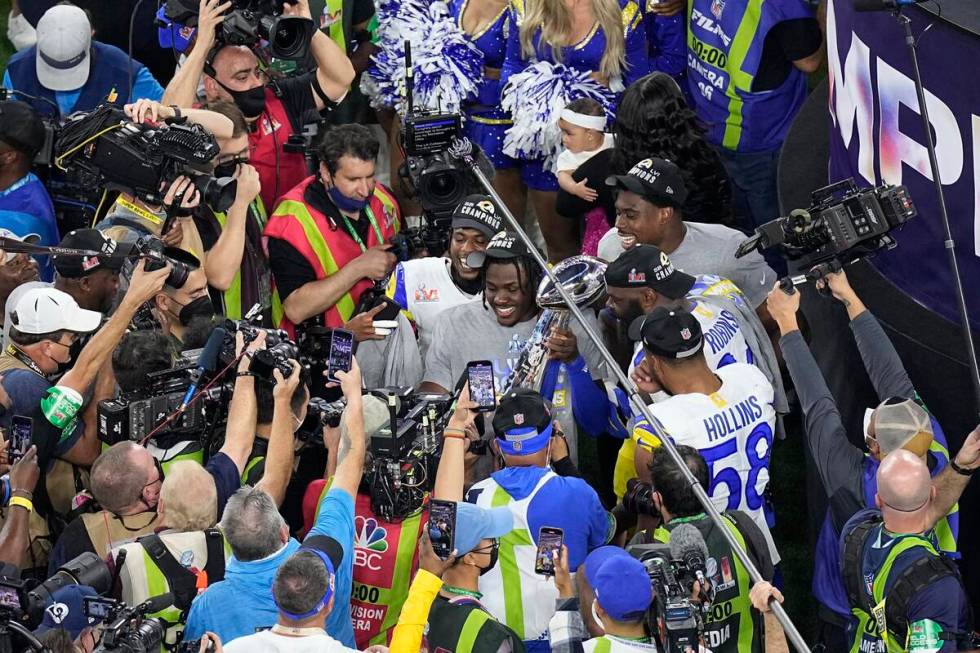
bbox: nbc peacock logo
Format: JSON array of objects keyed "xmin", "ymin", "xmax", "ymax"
[{"xmin": 355, "ymin": 516, "xmax": 389, "ymax": 553}]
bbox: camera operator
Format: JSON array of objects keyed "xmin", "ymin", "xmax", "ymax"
[
  {"xmin": 0, "ymin": 229, "xmax": 41, "ymax": 330},
  {"xmin": 0, "ymin": 101, "xmax": 57, "ymax": 280},
  {"xmin": 194, "ymin": 100, "xmax": 270, "ymax": 322},
  {"xmin": 33, "ymin": 584, "xmax": 107, "ymax": 653},
  {"xmin": 162, "ymin": 0, "xmax": 355, "ymax": 211},
  {"xmin": 95, "ymin": 100, "xmax": 235, "ymax": 262},
  {"xmin": 149, "ymin": 249, "xmax": 217, "ymax": 349},
  {"xmin": 0, "ymin": 262, "xmax": 170, "ymax": 529},
  {"xmin": 385, "ymin": 194, "xmax": 499, "ymax": 358},
  {"xmin": 0, "ymin": 446, "xmax": 39, "ymax": 569},
  {"xmin": 627, "ymin": 307, "xmax": 779, "ymax": 566},
  {"xmin": 630, "ymin": 446, "xmax": 778, "ymax": 653},
  {"xmin": 264, "ymin": 123, "xmax": 400, "ymax": 337},
  {"xmin": 2, "ymin": 5, "xmax": 165, "ymax": 119},
  {"xmin": 549, "ymin": 545, "xmax": 655, "ymax": 653},
  {"xmin": 46, "ymin": 330, "xmax": 265, "ymax": 573},
  {"xmin": 3, "ymin": 230, "xmax": 125, "ymax": 350},
  {"xmin": 183, "ymin": 358, "xmax": 365, "ymax": 647},
  {"xmin": 241, "ymin": 363, "xmax": 309, "ymax": 491},
  {"xmin": 765, "ymin": 273, "xmax": 963, "ymax": 651},
  {"xmin": 603, "ymin": 245, "xmax": 785, "ymax": 501}
]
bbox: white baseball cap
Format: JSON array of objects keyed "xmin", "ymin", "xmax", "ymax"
[
  {"xmin": 36, "ymin": 5, "xmax": 92, "ymax": 92},
  {"xmin": 0, "ymin": 228, "xmax": 41, "ymax": 264},
  {"xmin": 10, "ymin": 287, "xmax": 102, "ymax": 335}
]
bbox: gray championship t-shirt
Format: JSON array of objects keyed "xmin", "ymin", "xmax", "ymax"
[{"xmin": 597, "ymin": 222, "xmax": 775, "ymax": 308}]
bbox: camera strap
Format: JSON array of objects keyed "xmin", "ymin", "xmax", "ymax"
[
  {"xmin": 340, "ymin": 206, "xmax": 383, "ymax": 253},
  {"xmin": 115, "ymin": 196, "xmax": 163, "ymax": 226}
]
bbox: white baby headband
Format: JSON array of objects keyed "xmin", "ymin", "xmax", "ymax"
[{"xmin": 560, "ymin": 108, "xmax": 606, "ymax": 132}]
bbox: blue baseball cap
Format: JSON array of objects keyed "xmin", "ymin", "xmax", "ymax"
[
  {"xmin": 156, "ymin": 6, "xmax": 196, "ymax": 53},
  {"xmin": 583, "ymin": 545, "xmax": 632, "ymax": 587},
  {"xmin": 34, "ymin": 585, "xmax": 105, "ymax": 639},
  {"xmin": 492, "ymin": 389, "xmax": 553, "ymax": 456},
  {"xmin": 453, "ymin": 502, "xmax": 513, "ymax": 556},
  {"xmin": 592, "ymin": 555, "xmax": 653, "ymax": 621}
]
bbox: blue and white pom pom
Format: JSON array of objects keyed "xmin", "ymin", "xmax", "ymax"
[
  {"xmin": 501, "ymin": 61, "xmax": 615, "ymax": 170},
  {"xmin": 363, "ymin": 0, "xmax": 484, "ymax": 114}
]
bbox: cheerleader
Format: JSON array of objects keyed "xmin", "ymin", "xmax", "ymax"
[{"xmin": 501, "ymin": 0, "xmax": 649, "ymax": 263}]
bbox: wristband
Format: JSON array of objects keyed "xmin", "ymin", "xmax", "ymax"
[
  {"xmin": 950, "ymin": 459, "xmax": 975, "ymax": 476},
  {"xmin": 443, "ymin": 428, "xmax": 466, "ymax": 440},
  {"xmin": 169, "ymin": 105, "xmax": 182, "ymax": 120},
  {"xmin": 9, "ymin": 496, "xmax": 32, "ymax": 512},
  {"xmin": 237, "ymin": 371, "xmax": 257, "ymax": 378}
]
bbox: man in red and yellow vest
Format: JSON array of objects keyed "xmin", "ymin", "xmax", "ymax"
[{"xmin": 264, "ymin": 123, "xmax": 400, "ymax": 337}]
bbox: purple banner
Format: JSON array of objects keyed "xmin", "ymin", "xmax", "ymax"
[{"xmin": 827, "ymin": 0, "xmax": 980, "ymax": 330}]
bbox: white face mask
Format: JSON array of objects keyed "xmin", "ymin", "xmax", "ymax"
[{"xmin": 591, "ymin": 598, "xmax": 606, "ymax": 632}]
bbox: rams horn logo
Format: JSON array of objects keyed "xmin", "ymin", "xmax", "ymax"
[
  {"xmin": 635, "ymin": 158, "xmax": 654, "ymax": 169},
  {"xmin": 659, "ymin": 251, "xmax": 671, "ymax": 266},
  {"xmin": 477, "ymin": 200, "xmax": 495, "ymax": 214}
]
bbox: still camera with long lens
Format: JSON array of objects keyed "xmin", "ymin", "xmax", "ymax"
[
  {"xmin": 54, "ymin": 105, "xmax": 238, "ymax": 213},
  {"xmin": 735, "ymin": 178, "xmax": 916, "ymax": 271},
  {"xmin": 165, "ymin": 0, "xmax": 315, "ymax": 60}
]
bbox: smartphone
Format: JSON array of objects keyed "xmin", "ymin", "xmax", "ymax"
[
  {"xmin": 466, "ymin": 360, "xmax": 497, "ymax": 412},
  {"xmin": 0, "ymin": 584, "xmax": 20, "ymax": 611},
  {"xmin": 83, "ymin": 596, "xmax": 118, "ymax": 620},
  {"xmin": 8, "ymin": 416, "xmax": 32, "ymax": 464},
  {"xmin": 326, "ymin": 329, "xmax": 355, "ymax": 383},
  {"xmin": 428, "ymin": 499, "xmax": 457, "ymax": 560},
  {"xmin": 535, "ymin": 527, "xmax": 564, "ymax": 576}
]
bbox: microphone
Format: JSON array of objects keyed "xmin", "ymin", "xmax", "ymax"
[
  {"xmin": 141, "ymin": 592, "xmax": 174, "ymax": 614},
  {"xmin": 180, "ymin": 327, "xmax": 226, "ymax": 410},
  {"xmin": 404, "ymin": 40, "xmax": 414, "ymax": 115},
  {"xmin": 853, "ymin": 0, "xmax": 925, "ymax": 11},
  {"xmin": 669, "ymin": 523, "xmax": 714, "ymax": 602}
]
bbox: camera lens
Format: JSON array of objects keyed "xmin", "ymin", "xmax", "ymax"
[
  {"xmin": 623, "ymin": 478, "xmax": 658, "ymax": 517},
  {"xmin": 193, "ymin": 174, "xmax": 238, "ymax": 213},
  {"xmin": 261, "ymin": 15, "xmax": 315, "ymax": 60}
]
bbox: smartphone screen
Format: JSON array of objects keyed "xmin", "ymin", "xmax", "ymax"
[
  {"xmin": 9, "ymin": 416, "xmax": 32, "ymax": 464},
  {"xmin": 535, "ymin": 527, "xmax": 564, "ymax": 576},
  {"xmin": 327, "ymin": 329, "xmax": 354, "ymax": 383},
  {"xmin": 0, "ymin": 586, "xmax": 19, "ymax": 610},
  {"xmin": 428, "ymin": 499, "xmax": 457, "ymax": 560},
  {"xmin": 83, "ymin": 596, "xmax": 116, "ymax": 620},
  {"xmin": 466, "ymin": 360, "xmax": 497, "ymax": 412}
]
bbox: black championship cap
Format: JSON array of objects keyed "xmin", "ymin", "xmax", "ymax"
[
  {"xmin": 629, "ymin": 306, "xmax": 704, "ymax": 360},
  {"xmin": 52, "ymin": 229, "xmax": 133, "ymax": 277},
  {"xmin": 0, "ymin": 100, "xmax": 46, "ymax": 158},
  {"xmin": 604, "ymin": 245, "xmax": 696, "ymax": 300},
  {"xmin": 605, "ymin": 157, "xmax": 688, "ymax": 208},
  {"xmin": 492, "ymin": 388, "xmax": 554, "ymax": 455},
  {"xmin": 451, "ymin": 194, "xmax": 503, "ymax": 239},
  {"xmin": 466, "ymin": 230, "xmax": 531, "ymax": 269}
]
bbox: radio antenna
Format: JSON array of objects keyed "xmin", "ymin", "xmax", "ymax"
[{"xmin": 404, "ymin": 40, "xmax": 414, "ymax": 115}]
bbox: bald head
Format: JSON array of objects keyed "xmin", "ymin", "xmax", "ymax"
[{"xmin": 876, "ymin": 449, "xmax": 932, "ymax": 513}]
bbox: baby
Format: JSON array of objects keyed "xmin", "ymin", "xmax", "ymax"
[{"xmin": 554, "ymin": 98, "xmax": 614, "ymax": 255}]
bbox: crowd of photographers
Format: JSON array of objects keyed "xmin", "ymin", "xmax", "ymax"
[{"xmin": 0, "ymin": 0, "xmax": 978, "ymax": 652}]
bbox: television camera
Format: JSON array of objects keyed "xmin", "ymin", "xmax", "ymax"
[
  {"xmin": 86, "ymin": 593, "xmax": 173, "ymax": 652},
  {"xmin": 735, "ymin": 178, "xmax": 916, "ymax": 278}
]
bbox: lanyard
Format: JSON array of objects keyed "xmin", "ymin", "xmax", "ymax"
[
  {"xmin": 5, "ymin": 344, "xmax": 45, "ymax": 378},
  {"xmin": 116, "ymin": 196, "xmax": 163, "ymax": 225},
  {"xmin": 443, "ymin": 585, "xmax": 483, "ymax": 600},
  {"xmin": 340, "ymin": 204, "xmax": 384, "ymax": 253}
]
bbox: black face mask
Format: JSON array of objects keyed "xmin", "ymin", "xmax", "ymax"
[
  {"xmin": 479, "ymin": 540, "xmax": 499, "ymax": 577},
  {"xmin": 215, "ymin": 78, "xmax": 266, "ymax": 119},
  {"xmin": 177, "ymin": 296, "xmax": 215, "ymax": 326}
]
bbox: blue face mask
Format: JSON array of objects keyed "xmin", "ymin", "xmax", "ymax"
[{"xmin": 327, "ymin": 184, "xmax": 370, "ymax": 213}]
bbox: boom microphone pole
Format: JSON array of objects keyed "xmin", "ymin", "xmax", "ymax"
[{"xmin": 450, "ymin": 139, "xmax": 811, "ymax": 652}]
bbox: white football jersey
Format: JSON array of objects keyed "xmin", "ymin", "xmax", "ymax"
[{"xmin": 636, "ymin": 363, "xmax": 779, "ymax": 561}]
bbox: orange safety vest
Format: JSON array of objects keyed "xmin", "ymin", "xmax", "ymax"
[{"xmin": 263, "ymin": 176, "xmax": 400, "ymax": 336}]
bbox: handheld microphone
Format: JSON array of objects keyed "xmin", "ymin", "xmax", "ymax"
[
  {"xmin": 669, "ymin": 523, "xmax": 714, "ymax": 602},
  {"xmin": 853, "ymin": 0, "xmax": 925, "ymax": 11},
  {"xmin": 180, "ymin": 327, "xmax": 226, "ymax": 410}
]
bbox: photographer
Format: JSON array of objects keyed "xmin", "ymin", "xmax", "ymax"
[
  {"xmin": 183, "ymin": 358, "xmax": 365, "ymax": 647},
  {"xmin": 0, "ymin": 446, "xmax": 40, "ymax": 569},
  {"xmin": 146, "ymin": 249, "xmax": 217, "ymax": 349},
  {"xmin": 630, "ymin": 446, "xmax": 778, "ymax": 653},
  {"xmin": 385, "ymin": 194, "xmax": 499, "ymax": 357},
  {"xmin": 194, "ymin": 101, "xmax": 269, "ymax": 322},
  {"xmin": 0, "ymin": 101, "xmax": 57, "ymax": 280},
  {"xmin": 264, "ymin": 123, "xmax": 400, "ymax": 337},
  {"xmin": 3, "ymin": 4, "xmax": 164, "ymax": 119},
  {"xmin": 46, "ymin": 330, "xmax": 265, "ymax": 572},
  {"xmin": 162, "ymin": 0, "xmax": 355, "ymax": 211},
  {"xmin": 95, "ymin": 100, "xmax": 235, "ymax": 262},
  {"xmin": 765, "ymin": 272, "xmax": 961, "ymax": 651}
]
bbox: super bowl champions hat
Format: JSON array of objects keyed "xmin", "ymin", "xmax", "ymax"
[
  {"xmin": 592, "ymin": 555, "xmax": 654, "ymax": 621},
  {"xmin": 604, "ymin": 245, "xmax": 696, "ymax": 299},
  {"xmin": 630, "ymin": 306, "xmax": 704, "ymax": 360},
  {"xmin": 36, "ymin": 5, "xmax": 92, "ymax": 92},
  {"xmin": 451, "ymin": 195, "xmax": 504, "ymax": 239},
  {"xmin": 466, "ymin": 230, "xmax": 531, "ymax": 269},
  {"xmin": 10, "ymin": 287, "xmax": 103, "ymax": 334},
  {"xmin": 492, "ymin": 388, "xmax": 553, "ymax": 456},
  {"xmin": 606, "ymin": 157, "xmax": 688, "ymax": 208},
  {"xmin": 52, "ymin": 230, "xmax": 131, "ymax": 278},
  {"xmin": 453, "ymin": 502, "xmax": 514, "ymax": 556}
]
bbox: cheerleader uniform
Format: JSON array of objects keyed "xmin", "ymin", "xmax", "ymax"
[
  {"xmin": 452, "ymin": 0, "xmax": 520, "ymax": 171},
  {"xmin": 501, "ymin": 0, "xmax": 649, "ymax": 191}
]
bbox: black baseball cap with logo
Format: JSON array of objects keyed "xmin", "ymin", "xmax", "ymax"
[
  {"xmin": 465, "ymin": 230, "xmax": 532, "ymax": 269},
  {"xmin": 492, "ymin": 388, "xmax": 554, "ymax": 456},
  {"xmin": 451, "ymin": 194, "xmax": 503, "ymax": 239},
  {"xmin": 605, "ymin": 157, "xmax": 688, "ymax": 208},
  {"xmin": 0, "ymin": 101, "xmax": 46, "ymax": 158},
  {"xmin": 51, "ymin": 230, "xmax": 133, "ymax": 278},
  {"xmin": 604, "ymin": 245, "xmax": 696, "ymax": 300},
  {"xmin": 629, "ymin": 306, "xmax": 704, "ymax": 360}
]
